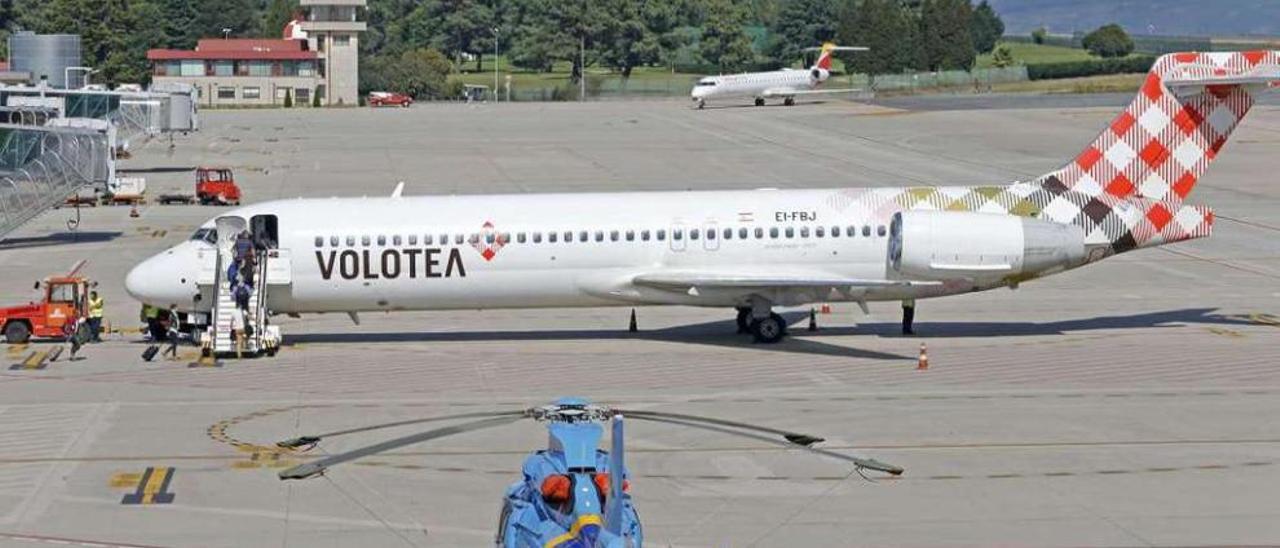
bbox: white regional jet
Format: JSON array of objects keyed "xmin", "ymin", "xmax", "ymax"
[
  {"xmin": 690, "ymin": 42, "xmax": 867, "ymax": 108},
  {"xmin": 127, "ymin": 51, "xmax": 1280, "ymax": 344}
]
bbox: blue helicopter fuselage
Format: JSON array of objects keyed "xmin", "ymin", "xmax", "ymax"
[{"xmin": 499, "ymin": 421, "xmax": 643, "ymax": 547}]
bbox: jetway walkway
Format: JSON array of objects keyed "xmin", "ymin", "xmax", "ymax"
[
  {"xmin": 0, "ymin": 85, "xmax": 198, "ymax": 148},
  {"xmin": 0, "ymin": 124, "xmax": 111, "ymax": 239}
]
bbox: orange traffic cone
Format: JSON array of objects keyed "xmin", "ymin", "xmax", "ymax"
[
  {"xmin": 820, "ymin": 303, "xmax": 832, "ymax": 314},
  {"xmin": 917, "ymin": 342, "xmax": 929, "ymax": 370},
  {"xmin": 129, "ymin": 204, "xmax": 140, "ymax": 218}
]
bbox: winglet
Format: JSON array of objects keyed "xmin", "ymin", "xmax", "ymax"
[{"xmin": 390, "ymin": 181, "xmax": 405, "ymax": 198}]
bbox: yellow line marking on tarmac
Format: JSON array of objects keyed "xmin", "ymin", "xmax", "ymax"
[
  {"xmin": 110, "ymin": 472, "xmax": 142, "ymax": 488},
  {"xmin": 6, "ymin": 344, "xmax": 27, "ymax": 356},
  {"xmin": 1251, "ymin": 312, "xmax": 1280, "ymax": 327},
  {"xmin": 120, "ymin": 467, "xmax": 175, "ymax": 505},
  {"xmin": 1205, "ymin": 327, "xmax": 1246, "ymax": 338}
]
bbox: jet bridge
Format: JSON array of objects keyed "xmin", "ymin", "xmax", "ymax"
[
  {"xmin": 0, "ymin": 84, "xmax": 198, "ymax": 149},
  {"xmin": 0, "ymin": 123, "xmax": 111, "ymax": 239}
]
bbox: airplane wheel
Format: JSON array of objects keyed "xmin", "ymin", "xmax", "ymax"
[
  {"xmin": 750, "ymin": 313, "xmax": 787, "ymax": 344},
  {"xmin": 754, "ymin": 97, "xmax": 765, "ymax": 107},
  {"xmin": 735, "ymin": 308, "xmax": 750, "ymax": 334},
  {"xmin": 697, "ymin": 100, "xmax": 705, "ymax": 110},
  {"xmin": 784, "ymin": 97, "xmax": 795, "ymax": 106},
  {"xmin": 4, "ymin": 321, "xmax": 31, "ymax": 344}
]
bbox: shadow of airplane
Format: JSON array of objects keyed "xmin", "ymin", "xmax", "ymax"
[
  {"xmin": 282, "ymin": 308, "xmax": 1264, "ymax": 360},
  {"xmin": 284, "ymin": 311, "xmax": 910, "ymax": 361},
  {"xmin": 0, "ymin": 231, "xmax": 123, "ymax": 250},
  {"xmin": 696, "ymin": 100, "xmax": 832, "ymax": 111}
]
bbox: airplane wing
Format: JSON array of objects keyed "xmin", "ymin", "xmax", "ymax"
[
  {"xmin": 632, "ymin": 270, "xmax": 932, "ymax": 293},
  {"xmin": 762, "ymin": 87, "xmax": 862, "ymax": 98}
]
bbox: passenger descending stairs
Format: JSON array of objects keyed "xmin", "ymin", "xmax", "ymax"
[{"xmin": 208, "ymin": 247, "xmax": 270, "ymax": 356}]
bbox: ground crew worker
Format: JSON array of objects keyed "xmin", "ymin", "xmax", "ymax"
[
  {"xmin": 162, "ymin": 305, "xmax": 182, "ymax": 360},
  {"xmin": 902, "ymin": 298, "xmax": 916, "ymax": 335},
  {"xmin": 87, "ymin": 291, "xmax": 105, "ymax": 342},
  {"xmin": 141, "ymin": 303, "xmax": 160, "ymax": 341}
]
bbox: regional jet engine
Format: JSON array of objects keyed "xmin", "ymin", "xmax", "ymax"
[
  {"xmin": 810, "ymin": 67, "xmax": 829, "ymax": 83},
  {"xmin": 888, "ymin": 211, "xmax": 1085, "ymax": 282}
]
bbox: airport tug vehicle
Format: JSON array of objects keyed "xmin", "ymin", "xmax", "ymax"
[
  {"xmin": 0, "ymin": 261, "xmax": 94, "ymax": 344},
  {"xmin": 158, "ymin": 167, "xmax": 242, "ymax": 206},
  {"xmin": 277, "ymin": 397, "xmax": 902, "ymax": 547}
]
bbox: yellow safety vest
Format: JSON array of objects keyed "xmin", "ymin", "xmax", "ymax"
[{"xmin": 88, "ymin": 296, "xmax": 105, "ymax": 318}]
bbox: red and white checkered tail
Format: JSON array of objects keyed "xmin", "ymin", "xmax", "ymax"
[{"xmin": 1033, "ymin": 51, "xmax": 1280, "ymax": 204}]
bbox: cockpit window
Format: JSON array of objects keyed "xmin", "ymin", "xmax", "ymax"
[
  {"xmin": 696, "ymin": 79, "xmax": 717, "ymax": 86},
  {"xmin": 189, "ymin": 228, "xmax": 217, "ymax": 245}
]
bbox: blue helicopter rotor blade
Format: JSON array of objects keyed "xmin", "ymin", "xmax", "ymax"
[
  {"xmin": 279, "ymin": 415, "xmax": 528, "ymax": 480},
  {"xmin": 614, "ymin": 409, "xmax": 827, "ymax": 447},
  {"xmin": 276, "ymin": 410, "xmax": 528, "ymax": 449},
  {"xmin": 626, "ymin": 414, "xmax": 904, "ymax": 476},
  {"xmin": 605, "ymin": 415, "xmax": 625, "ymax": 535}
]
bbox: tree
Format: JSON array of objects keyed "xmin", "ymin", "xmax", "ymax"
[
  {"xmin": 919, "ymin": 0, "xmax": 975, "ymax": 71},
  {"xmin": 837, "ymin": 0, "xmax": 924, "ymax": 76},
  {"xmin": 283, "ymin": 88, "xmax": 293, "ymax": 107},
  {"xmin": 768, "ymin": 0, "xmax": 837, "ymax": 67},
  {"xmin": 261, "ymin": 0, "xmax": 299, "ymax": 39},
  {"xmin": 1082, "ymin": 23, "xmax": 1133, "ymax": 58},
  {"xmin": 990, "ymin": 43, "xmax": 1013, "ymax": 67},
  {"xmin": 1030, "ymin": 26, "xmax": 1046, "ymax": 44},
  {"xmin": 361, "ymin": 48, "xmax": 454, "ymax": 98},
  {"xmin": 969, "ymin": 0, "xmax": 1003, "ymax": 54},
  {"xmin": 700, "ymin": 0, "xmax": 754, "ymax": 72}
]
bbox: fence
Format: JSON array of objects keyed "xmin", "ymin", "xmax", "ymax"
[{"xmin": 0, "ymin": 124, "xmax": 111, "ymax": 239}]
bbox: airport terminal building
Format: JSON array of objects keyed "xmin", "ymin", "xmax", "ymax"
[{"xmin": 147, "ymin": 0, "xmax": 365, "ymax": 107}]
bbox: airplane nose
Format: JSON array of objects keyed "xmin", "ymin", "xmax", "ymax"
[{"xmin": 126, "ymin": 244, "xmax": 201, "ymax": 308}]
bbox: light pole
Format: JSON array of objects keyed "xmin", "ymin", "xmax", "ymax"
[
  {"xmin": 64, "ymin": 66, "xmax": 97, "ymax": 89},
  {"xmin": 492, "ymin": 27, "xmax": 500, "ymax": 102},
  {"xmin": 222, "ymin": 28, "xmax": 232, "ymax": 40}
]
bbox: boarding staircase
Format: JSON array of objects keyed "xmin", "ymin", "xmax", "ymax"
[{"xmin": 203, "ymin": 216, "xmax": 281, "ymax": 358}]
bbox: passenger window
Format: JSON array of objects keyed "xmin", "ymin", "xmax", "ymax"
[
  {"xmin": 800, "ymin": 226, "xmax": 810, "ymax": 238},
  {"xmin": 548, "ymin": 232, "xmax": 558, "ymax": 243},
  {"xmin": 361, "ymin": 235, "xmax": 371, "ymax": 246},
  {"xmin": 816, "ymin": 226, "xmax": 825, "ymax": 237},
  {"xmin": 455, "ymin": 234, "xmax": 465, "ymax": 245},
  {"xmin": 610, "ymin": 230, "xmax": 619, "ymax": 241},
  {"xmin": 532, "ymin": 232, "xmax": 542, "ymax": 243},
  {"xmin": 592, "ymin": 231, "xmax": 603, "ymax": 242},
  {"xmin": 755, "ymin": 227, "xmax": 764, "ymax": 238},
  {"xmin": 706, "ymin": 228, "xmax": 716, "ymax": 240},
  {"xmin": 739, "ymin": 227, "xmax": 748, "ymax": 239},
  {"xmin": 578, "ymin": 231, "xmax": 588, "ymax": 242},
  {"xmin": 563, "ymin": 231, "xmax": 572, "ymax": 243},
  {"xmin": 831, "ymin": 225, "xmax": 840, "ymax": 238},
  {"xmin": 314, "ymin": 236, "xmax": 323, "ymax": 248},
  {"xmin": 657, "ymin": 229, "xmax": 666, "ymax": 241},
  {"xmin": 877, "ymin": 225, "xmax": 887, "ymax": 237},
  {"xmin": 439, "ymin": 234, "xmax": 447, "ymax": 245},
  {"xmin": 517, "ymin": 232, "xmax": 527, "ymax": 244},
  {"xmin": 723, "ymin": 228, "xmax": 732, "ymax": 240},
  {"xmin": 467, "ymin": 234, "xmax": 479, "ymax": 245},
  {"xmin": 423, "ymin": 234, "xmax": 433, "ymax": 245},
  {"xmin": 847, "ymin": 226, "xmax": 856, "ymax": 237},
  {"xmin": 409, "ymin": 235, "xmax": 418, "ymax": 245},
  {"xmin": 625, "ymin": 230, "xmax": 635, "ymax": 241},
  {"xmin": 862, "ymin": 225, "xmax": 871, "ymax": 237},
  {"xmin": 377, "ymin": 235, "xmax": 386, "ymax": 246},
  {"xmin": 769, "ymin": 227, "xmax": 779, "ymax": 238},
  {"xmin": 345, "ymin": 236, "xmax": 355, "ymax": 246},
  {"xmin": 785, "ymin": 227, "xmax": 795, "ymax": 238},
  {"xmin": 690, "ymin": 230, "xmax": 699, "ymax": 241},
  {"xmin": 641, "ymin": 230, "xmax": 651, "ymax": 241},
  {"xmin": 330, "ymin": 236, "xmax": 339, "ymax": 247},
  {"xmin": 674, "ymin": 229, "xmax": 684, "ymax": 241},
  {"xmin": 393, "ymin": 235, "xmax": 402, "ymax": 246}
]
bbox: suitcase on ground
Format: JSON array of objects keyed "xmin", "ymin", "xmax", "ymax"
[{"xmin": 142, "ymin": 345, "xmax": 160, "ymax": 362}]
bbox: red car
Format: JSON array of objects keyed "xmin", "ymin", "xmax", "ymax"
[{"xmin": 369, "ymin": 92, "xmax": 413, "ymax": 108}]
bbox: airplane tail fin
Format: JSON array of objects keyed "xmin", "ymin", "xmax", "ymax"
[
  {"xmin": 814, "ymin": 42, "xmax": 837, "ymax": 70},
  {"xmin": 1024, "ymin": 51, "xmax": 1279, "ymax": 254}
]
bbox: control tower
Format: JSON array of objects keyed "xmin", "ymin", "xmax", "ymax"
[{"xmin": 299, "ymin": 0, "xmax": 366, "ymax": 106}]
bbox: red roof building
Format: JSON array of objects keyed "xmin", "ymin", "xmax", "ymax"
[{"xmin": 147, "ymin": 39, "xmax": 323, "ymax": 106}]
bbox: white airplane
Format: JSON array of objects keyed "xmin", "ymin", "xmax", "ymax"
[
  {"xmin": 127, "ymin": 51, "xmax": 1280, "ymax": 344},
  {"xmin": 690, "ymin": 42, "xmax": 867, "ymax": 109}
]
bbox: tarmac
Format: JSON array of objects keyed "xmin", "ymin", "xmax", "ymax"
[{"xmin": 0, "ymin": 95, "xmax": 1278, "ymax": 547}]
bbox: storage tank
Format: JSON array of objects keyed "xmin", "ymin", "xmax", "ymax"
[{"xmin": 8, "ymin": 32, "xmax": 83, "ymax": 88}]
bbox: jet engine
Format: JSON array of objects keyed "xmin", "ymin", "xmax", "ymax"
[
  {"xmin": 810, "ymin": 67, "xmax": 829, "ymax": 83},
  {"xmin": 888, "ymin": 211, "xmax": 1085, "ymax": 282}
]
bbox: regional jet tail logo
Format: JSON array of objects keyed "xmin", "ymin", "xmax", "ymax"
[{"xmin": 472, "ymin": 221, "xmax": 505, "ymax": 261}]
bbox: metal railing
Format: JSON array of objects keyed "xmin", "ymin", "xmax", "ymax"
[{"xmin": 0, "ymin": 124, "xmax": 110, "ymax": 239}]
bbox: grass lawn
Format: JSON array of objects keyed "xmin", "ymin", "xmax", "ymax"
[
  {"xmin": 975, "ymin": 41, "xmax": 1097, "ymax": 68},
  {"xmin": 991, "ymin": 72, "xmax": 1145, "ymax": 94}
]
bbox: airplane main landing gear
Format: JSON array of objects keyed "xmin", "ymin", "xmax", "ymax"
[
  {"xmin": 735, "ymin": 307, "xmax": 751, "ymax": 334},
  {"xmin": 754, "ymin": 97, "xmax": 765, "ymax": 107},
  {"xmin": 696, "ymin": 99, "xmax": 706, "ymax": 109},
  {"xmin": 783, "ymin": 97, "xmax": 795, "ymax": 106},
  {"xmin": 749, "ymin": 313, "xmax": 787, "ymax": 344}
]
